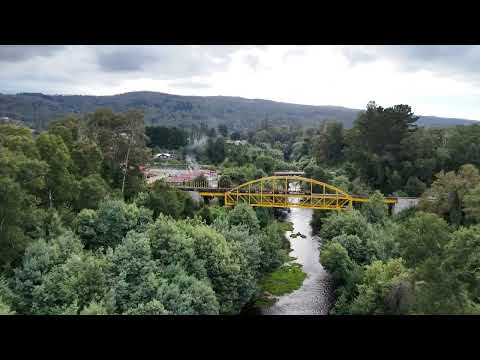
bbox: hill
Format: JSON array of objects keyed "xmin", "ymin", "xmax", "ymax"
[{"xmin": 0, "ymin": 91, "xmax": 477, "ymax": 130}]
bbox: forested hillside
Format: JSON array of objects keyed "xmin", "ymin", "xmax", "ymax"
[
  {"xmin": 0, "ymin": 91, "xmax": 476, "ymax": 130},
  {"xmin": 2, "ymin": 100, "xmax": 480, "ymax": 315}
]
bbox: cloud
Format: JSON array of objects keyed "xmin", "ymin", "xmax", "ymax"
[
  {"xmin": 95, "ymin": 47, "xmax": 159, "ymax": 72},
  {"xmin": 1, "ymin": 45, "xmax": 480, "ymax": 120},
  {"xmin": 282, "ymin": 48, "xmax": 307, "ymax": 63},
  {"xmin": 244, "ymin": 54, "xmax": 260, "ymax": 70},
  {"xmin": 169, "ymin": 80, "xmax": 211, "ymax": 89},
  {"xmin": 0, "ymin": 46, "xmax": 66, "ymax": 62},
  {"xmin": 0, "ymin": 45, "xmax": 259, "ymax": 94},
  {"xmin": 342, "ymin": 45, "xmax": 480, "ymax": 81},
  {"xmin": 94, "ymin": 45, "xmax": 261, "ymax": 77},
  {"xmin": 341, "ymin": 47, "xmax": 376, "ymax": 65}
]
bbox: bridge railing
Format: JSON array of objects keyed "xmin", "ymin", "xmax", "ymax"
[{"xmin": 167, "ymin": 175, "xmax": 401, "ymax": 210}]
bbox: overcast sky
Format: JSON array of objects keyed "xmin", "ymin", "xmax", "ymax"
[{"xmin": 1, "ymin": 45, "xmax": 479, "ymax": 120}]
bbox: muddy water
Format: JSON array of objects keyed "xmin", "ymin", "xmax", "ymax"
[{"xmin": 261, "ymin": 207, "xmax": 333, "ymax": 315}]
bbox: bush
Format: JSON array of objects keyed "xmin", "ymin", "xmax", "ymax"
[{"xmin": 319, "ymin": 209, "xmax": 369, "ymax": 242}]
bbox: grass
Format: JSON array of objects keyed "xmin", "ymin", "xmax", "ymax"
[
  {"xmin": 254, "ymin": 262, "xmax": 307, "ymax": 308},
  {"xmin": 278, "ymin": 221, "xmax": 294, "ymax": 232},
  {"xmin": 253, "ymin": 220, "xmax": 306, "ymax": 308},
  {"xmin": 259, "ymin": 263, "xmax": 307, "ymax": 296}
]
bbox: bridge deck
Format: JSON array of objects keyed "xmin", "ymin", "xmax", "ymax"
[
  {"xmin": 162, "ymin": 175, "xmax": 418, "ymax": 210},
  {"xmin": 172, "ymin": 186, "xmax": 399, "ymax": 204}
]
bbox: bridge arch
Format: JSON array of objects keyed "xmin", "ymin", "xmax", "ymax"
[{"xmin": 224, "ymin": 175, "xmax": 354, "ymax": 210}]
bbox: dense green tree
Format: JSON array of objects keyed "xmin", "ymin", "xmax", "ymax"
[
  {"xmin": 258, "ymin": 222, "xmax": 288, "ymax": 273},
  {"xmin": 10, "ymin": 232, "xmax": 84, "ymax": 314},
  {"xmin": 255, "ymin": 207, "xmax": 274, "ymax": 228},
  {"xmin": 361, "ymin": 191, "xmax": 388, "ymax": 224},
  {"xmin": 147, "ymin": 212, "xmax": 272, "ymax": 314},
  {"xmin": 320, "ymin": 241, "xmax": 357, "ymax": 287},
  {"xmin": 319, "ymin": 209, "xmax": 370, "ymax": 242},
  {"xmin": 79, "ymin": 300, "xmax": 108, "ymax": 315},
  {"xmin": 75, "ymin": 174, "xmax": 109, "ymax": 211},
  {"xmin": 464, "ymin": 184, "xmax": 480, "ymax": 224},
  {"xmin": 148, "ymin": 215, "xmax": 207, "ymax": 279},
  {"xmin": 176, "ymin": 220, "xmax": 244, "ymax": 313},
  {"xmin": 354, "ymin": 102, "xmax": 418, "ymax": 156},
  {"xmin": 331, "ymin": 234, "xmax": 369, "ymax": 265},
  {"xmin": 346, "ymin": 102, "xmax": 419, "ymax": 193},
  {"xmin": 197, "ymin": 206, "xmax": 214, "ymax": 225},
  {"xmin": 71, "ymin": 141, "xmax": 103, "ymax": 178},
  {"xmin": 447, "ymin": 124, "xmax": 480, "ymax": 170},
  {"xmin": 85, "ymin": 109, "xmax": 149, "ymax": 198},
  {"xmin": 29, "ymin": 252, "xmax": 110, "ymax": 314},
  {"xmin": 444, "ymin": 225, "xmax": 480, "ymax": 299},
  {"xmin": 310, "ymin": 210, "xmax": 330, "ymax": 235},
  {"xmin": 157, "ymin": 266, "xmax": 219, "ymax": 315},
  {"xmin": 36, "ymin": 132, "xmax": 78, "ymax": 208},
  {"xmin": 419, "ymin": 164, "xmax": 480, "ymax": 226},
  {"xmin": 76, "ymin": 199, "xmax": 152, "ymax": 250},
  {"xmin": 0, "ymin": 298, "xmax": 14, "ymax": 315},
  {"xmin": 0, "ymin": 176, "xmax": 40, "ymax": 270},
  {"xmin": 75, "ymin": 209, "xmax": 97, "ymax": 246},
  {"xmin": 404, "ymin": 176, "xmax": 427, "ymax": 197},
  {"xmin": 255, "ymin": 155, "xmax": 275, "ymax": 174},
  {"xmin": 227, "ymin": 203, "xmax": 260, "ymax": 231},
  {"xmin": 146, "ymin": 126, "xmax": 188, "ymax": 149},
  {"xmin": 135, "ymin": 181, "xmax": 198, "ymax": 220},
  {"xmin": 349, "ymin": 259, "xmax": 412, "ymax": 314},
  {"xmin": 0, "ymin": 124, "xmax": 39, "ymax": 158},
  {"xmin": 395, "ymin": 212, "xmax": 450, "ymax": 269},
  {"xmin": 314, "ymin": 121, "xmax": 345, "ymax": 165},
  {"xmin": 47, "ymin": 117, "xmax": 80, "ymax": 151},
  {"xmin": 123, "ymin": 300, "xmax": 169, "ymax": 315},
  {"xmin": 206, "ymin": 137, "xmax": 225, "ymax": 164}
]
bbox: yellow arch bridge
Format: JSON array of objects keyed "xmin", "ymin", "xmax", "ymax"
[{"xmin": 167, "ymin": 176, "xmax": 398, "ymax": 211}]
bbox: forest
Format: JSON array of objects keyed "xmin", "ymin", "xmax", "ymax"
[
  {"xmin": 0, "ymin": 91, "xmax": 473, "ymax": 131},
  {"xmin": 0, "ymin": 107, "xmax": 292, "ymax": 314},
  {"xmin": 1, "ymin": 101, "xmax": 480, "ymax": 314}
]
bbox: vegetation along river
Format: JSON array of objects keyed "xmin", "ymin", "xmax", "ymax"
[{"xmin": 260, "ymin": 207, "xmax": 333, "ymax": 314}]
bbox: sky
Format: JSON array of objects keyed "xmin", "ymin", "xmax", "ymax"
[{"xmin": 1, "ymin": 45, "xmax": 479, "ymax": 120}]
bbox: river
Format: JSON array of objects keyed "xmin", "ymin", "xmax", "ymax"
[{"xmin": 259, "ymin": 207, "xmax": 333, "ymax": 315}]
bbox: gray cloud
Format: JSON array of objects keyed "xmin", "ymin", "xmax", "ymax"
[
  {"xmin": 0, "ymin": 45, "xmax": 261, "ymax": 94},
  {"xmin": 0, "ymin": 46, "xmax": 66, "ymax": 62},
  {"xmin": 94, "ymin": 45, "xmax": 260, "ymax": 77},
  {"xmin": 342, "ymin": 45, "xmax": 480, "ymax": 80},
  {"xmin": 96, "ymin": 47, "xmax": 159, "ymax": 72}
]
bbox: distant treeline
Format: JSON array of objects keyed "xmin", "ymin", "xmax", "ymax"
[{"xmin": 1, "ymin": 92, "xmax": 476, "ymax": 132}]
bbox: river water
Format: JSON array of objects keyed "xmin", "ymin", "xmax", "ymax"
[{"xmin": 260, "ymin": 207, "xmax": 333, "ymax": 315}]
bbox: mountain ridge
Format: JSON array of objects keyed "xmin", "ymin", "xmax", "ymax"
[{"xmin": 0, "ymin": 91, "xmax": 477, "ymax": 130}]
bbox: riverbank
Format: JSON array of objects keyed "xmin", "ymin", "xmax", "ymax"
[
  {"xmin": 255, "ymin": 262, "xmax": 307, "ymax": 307},
  {"xmin": 255, "ymin": 207, "xmax": 333, "ymax": 315}
]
